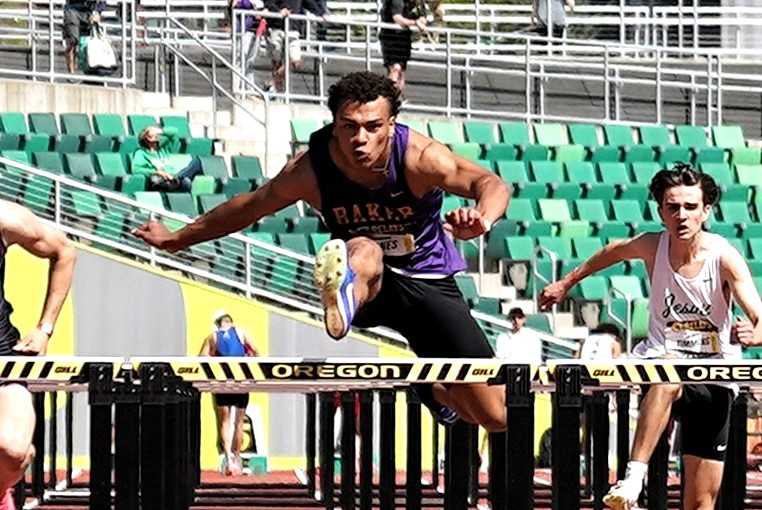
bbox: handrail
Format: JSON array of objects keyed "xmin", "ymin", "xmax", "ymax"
[
  {"xmin": 607, "ymin": 286, "xmax": 633, "ymax": 353},
  {"xmin": 163, "ymin": 17, "xmax": 270, "ymax": 171}
]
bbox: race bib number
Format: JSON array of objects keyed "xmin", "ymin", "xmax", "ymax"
[
  {"xmin": 664, "ymin": 328, "xmax": 720, "ymax": 355},
  {"xmin": 372, "ymin": 234, "xmax": 416, "ymax": 256}
]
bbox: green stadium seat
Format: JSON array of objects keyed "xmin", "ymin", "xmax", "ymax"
[
  {"xmin": 0, "ymin": 112, "xmax": 29, "ymax": 134},
  {"xmin": 451, "ymin": 143, "xmax": 482, "ymax": 161},
  {"xmin": 568, "ymin": 123, "xmax": 600, "ymax": 147},
  {"xmin": 442, "ymin": 195, "xmax": 463, "ymax": 215},
  {"xmin": 553, "ymin": 182, "xmax": 583, "ymax": 201},
  {"xmin": 455, "ymin": 274, "xmax": 479, "ymax": 303},
  {"xmin": 630, "ymin": 162, "xmax": 660, "ymax": 185},
  {"xmin": 598, "ymin": 162, "xmax": 630, "ymax": 185},
  {"xmin": 127, "ymin": 115, "xmax": 157, "ymax": 136},
  {"xmin": 499, "ymin": 122, "xmax": 532, "ymax": 146},
  {"xmin": 484, "ymin": 144, "xmax": 519, "ymax": 161},
  {"xmin": 530, "ymin": 161, "xmax": 564, "ymax": 184},
  {"xmin": 184, "ymin": 138, "xmax": 214, "ymax": 157},
  {"xmin": 122, "ymin": 175, "xmax": 146, "ymax": 195},
  {"xmin": 731, "ymin": 147, "xmax": 760, "ymax": 166},
  {"xmin": 400, "ymin": 119, "xmax": 425, "ymax": 134},
  {"xmin": 504, "ymin": 236, "xmax": 535, "ymax": 260},
  {"xmin": 515, "ymin": 182, "xmax": 550, "ymax": 200},
  {"xmin": 64, "ymin": 153, "xmax": 97, "ymax": 181},
  {"xmin": 566, "ymin": 161, "xmax": 596, "ymax": 185},
  {"xmin": 534, "ymin": 123, "xmax": 567, "ymax": 146},
  {"xmin": 727, "ymin": 237, "xmax": 747, "ymax": 257},
  {"xmin": 309, "ymin": 233, "xmax": 331, "ymax": 255},
  {"xmin": 232, "ymin": 155, "xmax": 265, "ymax": 184},
  {"xmin": 628, "ymin": 259, "xmax": 648, "ymax": 280},
  {"xmin": 591, "ymin": 145, "xmax": 621, "ymax": 163},
  {"xmin": 576, "ymin": 276, "xmax": 609, "ymax": 301},
  {"xmin": 134, "ymin": 191, "xmax": 166, "ymax": 210},
  {"xmin": 84, "ymin": 135, "xmax": 114, "ymax": 153},
  {"xmin": 538, "ymin": 198, "xmax": 571, "ymax": 222},
  {"xmin": 22, "ymin": 175, "xmax": 53, "ymax": 214},
  {"xmin": 619, "ymin": 184, "xmax": 649, "ymax": 202},
  {"xmin": 748, "ymin": 238, "xmax": 762, "ymax": 260},
  {"xmin": 275, "ymin": 204, "xmax": 300, "ymax": 219},
  {"xmin": 638, "ymin": 125, "xmax": 672, "ymax": 147},
  {"xmin": 694, "ymin": 147, "xmax": 726, "ymax": 164},
  {"xmin": 28, "ymin": 113, "xmax": 59, "ymax": 135},
  {"xmin": 612, "ymin": 199, "xmax": 644, "ymax": 224},
  {"xmin": 33, "ymin": 152, "xmax": 64, "ymax": 174},
  {"xmin": 0, "ymin": 134, "xmax": 20, "ymax": 151},
  {"xmin": 95, "ymin": 152, "xmax": 128, "ymax": 177},
  {"xmin": 160, "ymin": 116, "xmax": 192, "ymax": 138},
  {"xmin": 537, "ymin": 236, "xmax": 573, "ymax": 258},
  {"xmin": 622, "ymin": 145, "xmax": 656, "ymax": 163},
  {"xmin": 505, "ymin": 198, "xmax": 536, "ymax": 222},
  {"xmin": 463, "ymin": 121, "xmax": 496, "ymax": 144},
  {"xmin": 586, "ymin": 183, "xmax": 618, "ymax": 201},
  {"xmin": 291, "ymin": 216, "xmax": 321, "ymax": 233},
  {"xmin": 475, "ymin": 297, "xmax": 501, "ymax": 316},
  {"xmin": 190, "ymin": 175, "xmax": 217, "ymax": 196},
  {"xmin": 60, "ymin": 113, "xmax": 92, "ymax": 135},
  {"xmin": 93, "ymin": 212, "xmax": 128, "ymax": 244},
  {"xmin": 117, "ymin": 137, "xmax": 139, "ymax": 163},
  {"xmin": 199, "ymin": 156, "xmax": 229, "ymax": 180},
  {"xmin": 718, "ymin": 201, "xmax": 753, "ymax": 224},
  {"xmin": 525, "ymin": 314, "xmax": 552, "ymax": 334},
  {"xmin": 631, "ymin": 298, "xmax": 649, "ymax": 338},
  {"xmin": 222, "ymin": 178, "xmax": 252, "ymax": 199},
  {"xmin": 712, "ymin": 126, "xmax": 745, "ymax": 149},
  {"xmin": 256, "ymin": 216, "xmax": 290, "ymax": 233},
  {"xmin": 54, "ymin": 134, "xmax": 81, "ymax": 153},
  {"xmin": 277, "ymin": 233, "xmax": 310, "ymax": 254},
  {"xmin": 92, "ymin": 114, "xmax": 126, "ymax": 137},
  {"xmin": 68, "ymin": 190, "xmax": 102, "ymax": 216},
  {"xmin": 632, "ymin": 222, "xmax": 662, "ymax": 235},
  {"xmin": 610, "ymin": 275, "xmax": 645, "ymax": 299},
  {"xmin": 291, "ymin": 119, "xmax": 323, "ymax": 145},
  {"xmin": 485, "ymin": 220, "xmax": 520, "ymax": 259},
  {"xmin": 496, "ymin": 160, "xmax": 527, "ymax": 183},
  {"xmin": 428, "ymin": 121, "xmax": 464, "ymax": 144},
  {"xmin": 573, "ymin": 237, "xmax": 603, "ymax": 258},
  {"xmin": 554, "ymin": 145, "xmax": 587, "ymax": 162},
  {"xmin": 700, "ymin": 162, "xmax": 733, "ymax": 186},
  {"xmin": 166, "ymin": 193, "xmax": 198, "ymax": 217},
  {"xmin": 735, "ymin": 164, "xmax": 762, "ymax": 186},
  {"xmin": 22, "ymin": 134, "xmax": 52, "ymax": 155},
  {"xmin": 575, "ymin": 199, "xmax": 609, "ymax": 223},
  {"xmin": 675, "ymin": 125, "xmax": 709, "ymax": 148},
  {"xmin": 604, "ymin": 125, "xmax": 635, "ymax": 147},
  {"xmin": 198, "ymin": 193, "xmax": 227, "ymax": 213}
]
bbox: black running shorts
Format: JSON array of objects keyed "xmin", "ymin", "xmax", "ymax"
[
  {"xmin": 352, "ymin": 267, "xmax": 495, "ymax": 359},
  {"xmin": 674, "ymin": 384, "xmax": 734, "ymax": 461},
  {"xmin": 213, "ymin": 393, "xmax": 250, "ymax": 409}
]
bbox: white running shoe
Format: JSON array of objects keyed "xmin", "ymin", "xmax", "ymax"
[
  {"xmin": 314, "ymin": 239, "xmax": 356, "ymax": 340},
  {"xmin": 603, "ymin": 479, "xmax": 642, "ymax": 510}
]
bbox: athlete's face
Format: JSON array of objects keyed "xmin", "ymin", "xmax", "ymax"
[
  {"xmin": 333, "ymin": 97, "xmax": 396, "ymax": 171},
  {"xmin": 658, "ymin": 184, "xmax": 712, "ymax": 241},
  {"xmin": 218, "ymin": 317, "xmax": 233, "ymax": 331}
]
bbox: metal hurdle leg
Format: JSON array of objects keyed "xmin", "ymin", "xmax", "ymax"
[
  {"xmin": 340, "ymin": 392, "xmax": 357, "ymax": 510},
  {"xmin": 88, "ymin": 363, "xmax": 115, "ymax": 510},
  {"xmin": 430, "ymin": 421, "xmax": 440, "ymax": 489},
  {"xmin": 163, "ymin": 376, "xmax": 181, "ymax": 510},
  {"xmin": 114, "ymin": 370, "xmax": 140, "ymax": 510},
  {"xmin": 48, "ymin": 391, "xmax": 58, "ymax": 490},
  {"xmin": 189, "ymin": 387, "xmax": 201, "ymax": 496},
  {"xmin": 506, "ymin": 364, "xmax": 535, "ymax": 510},
  {"xmin": 358, "ymin": 391, "xmax": 373, "ymax": 510},
  {"xmin": 590, "ymin": 391, "xmax": 610, "ymax": 510},
  {"xmin": 318, "ymin": 392, "xmax": 336, "ymax": 509},
  {"xmin": 140, "ymin": 363, "xmax": 170, "ymax": 510},
  {"xmin": 488, "ymin": 432, "xmax": 506, "ymax": 509},
  {"xmin": 468, "ymin": 424, "xmax": 479, "ymax": 506},
  {"xmin": 406, "ymin": 388, "xmax": 422, "ymax": 510},
  {"xmin": 615, "ymin": 390, "xmax": 630, "ymax": 481},
  {"xmin": 306, "ymin": 393, "xmax": 317, "ymax": 498},
  {"xmin": 66, "ymin": 391, "xmax": 74, "ymax": 488},
  {"xmin": 31, "ymin": 392, "xmax": 45, "ymax": 499},
  {"xmin": 718, "ymin": 390, "xmax": 747, "ymax": 510},
  {"xmin": 552, "ymin": 365, "xmax": 582, "ymax": 510},
  {"xmin": 444, "ymin": 421, "xmax": 470, "ymax": 510},
  {"xmin": 646, "ymin": 405, "xmax": 670, "ymax": 510},
  {"xmin": 378, "ymin": 390, "xmax": 396, "ymax": 510}
]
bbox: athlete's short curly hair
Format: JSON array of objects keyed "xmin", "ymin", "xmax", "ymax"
[
  {"xmin": 327, "ymin": 72, "xmax": 402, "ymax": 119},
  {"xmin": 650, "ymin": 162, "xmax": 721, "ymax": 206}
]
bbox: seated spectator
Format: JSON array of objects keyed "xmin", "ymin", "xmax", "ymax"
[
  {"xmin": 494, "ymin": 307, "xmax": 543, "ymax": 363},
  {"xmin": 132, "ymin": 126, "xmax": 203, "ymax": 192},
  {"xmin": 578, "ymin": 323, "xmax": 623, "ymax": 360}
]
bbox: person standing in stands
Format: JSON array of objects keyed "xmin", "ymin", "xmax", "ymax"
[
  {"xmin": 0, "ymin": 200, "xmax": 77, "ymax": 510},
  {"xmin": 494, "ymin": 307, "xmax": 543, "ymax": 363},
  {"xmin": 132, "ymin": 126, "xmax": 204, "ymax": 193},
  {"xmin": 64, "ymin": 0, "xmax": 106, "ymax": 74},
  {"xmin": 379, "ymin": 0, "xmax": 427, "ymax": 92},
  {"xmin": 198, "ymin": 310, "xmax": 258, "ymax": 476}
]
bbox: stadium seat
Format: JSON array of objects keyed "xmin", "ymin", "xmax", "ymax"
[
  {"xmin": 484, "ymin": 144, "xmax": 519, "ymax": 161},
  {"xmin": 198, "ymin": 193, "xmax": 227, "ymax": 213},
  {"xmin": 95, "ymin": 152, "xmax": 128, "ymax": 177},
  {"xmin": 291, "ymin": 216, "xmax": 321, "ymax": 233},
  {"xmin": 730, "ymin": 147, "xmax": 760, "ymax": 166},
  {"xmin": 537, "ymin": 236, "xmax": 573, "ymax": 258},
  {"xmin": 611, "ymin": 199, "xmax": 644, "ymax": 224},
  {"xmin": 451, "ymin": 143, "xmax": 482, "ymax": 161},
  {"xmin": 184, "ymin": 138, "xmax": 214, "ymax": 157},
  {"xmin": 22, "ymin": 175, "xmax": 53, "ymax": 214},
  {"xmin": 199, "ymin": 155, "xmax": 229, "ymax": 180},
  {"xmin": 496, "ymin": 160, "xmax": 527, "ymax": 184},
  {"xmin": 277, "ymin": 233, "xmax": 311, "ymax": 254},
  {"xmin": 566, "ymin": 161, "xmax": 596, "ymax": 184},
  {"xmin": 160, "ymin": 116, "xmax": 192, "ymax": 138},
  {"xmin": 309, "ymin": 232, "xmax": 331, "ymax": 255},
  {"xmin": 428, "ymin": 121, "xmax": 464, "ymax": 144},
  {"xmin": 735, "ymin": 164, "xmax": 762, "ymax": 186},
  {"xmin": 598, "ymin": 162, "xmax": 630, "ymax": 185},
  {"xmin": 134, "ymin": 191, "xmax": 166, "ymax": 210},
  {"xmin": 630, "ymin": 162, "xmax": 660, "ymax": 185},
  {"xmin": 127, "ymin": 114, "xmax": 157, "ymax": 135},
  {"xmin": 291, "ymin": 119, "xmax": 323, "ymax": 146},
  {"xmin": 166, "ymin": 193, "xmax": 198, "ymax": 217},
  {"xmin": 28, "ymin": 113, "xmax": 59, "ymax": 135},
  {"xmin": 525, "ymin": 314, "xmax": 552, "ymax": 334},
  {"xmin": 573, "ymin": 237, "xmax": 603, "ymax": 258},
  {"xmin": 121, "ymin": 175, "xmax": 146, "ymax": 196},
  {"xmin": 232, "ymin": 155, "xmax": 265, "ymax": 184},
  {"xmin": 93, "ymin": 114, "xmax": 126, "ymax": 137},
  {"xmin": 68, "ymin": 190, "xmax": 102, "ymax": 216},
  {"xmin": 622, "ymin": 145, "xmax": 656, "ymax": 163},
  {"xmin": 223, "ymin": 178, "xmax": 252, "ymax": 199},
  {"xmin": 455, "ymin": 274, "xmax": 479, "ymax": 304},
  {"xmin": 83, "ymin": 135, "xmax": 114, "ymax": 153},
  {"xmin": 567, "ymin": 123, "xmax": 600, "ymax": 147},
  {"xmin": 712, "ymin": 126, "xmax": 745, "ymax": 149},
  {"xmin": 0, "ymin": 112, "xmax": 29, "ymax": 134},
  {"xmin": 485, "ymin": 220, "xmax": 520, "ymax": 259},
  {"xmin": 533, "ymin": 123, "xmax": 567, "ymax": 146},
  {"xmin": 609, "ymin": 275, "xmax": 645, "ymax": 299},
  {"xmin": 64, "ymin": 153, "xmax": 97, "ymax": 181},
  {"xmin": 463, "ymin": 121, "xmax": 497, "ymax": 144},
  {"xmin": 190, "ymin": 175, "xmax": 217, "ymax": 196},
  {"xmin": 54, "ymin": 134, "xmax": 81, "ymax": 153},
  {"xmin": 504, "ymin": 236, "xmax": 535, "ymax": 260},
  {"xmin": 256, "ymin": 216, "xmax": 290, "ymax": 234},
  {"xmin": 60, "ymin": 113, "xmax": 92, "ymax": 135},
  {"xmin": 530, "ymin": 161, "xmax": 564, "ymax": 184},
  {"xmin": 675, "ymin": 125, "xmax": 708, "ymax": 148},
  {"xmin": 33, "ymin": 152, "xmax": 64, "ymax": 174},
  {"xmin": 603, "ymin": 125, "xmax": 635, "ymax": 147},
  {"xmin": 538, "ymin": 198, "xmax": 571, "ymax": 222}
]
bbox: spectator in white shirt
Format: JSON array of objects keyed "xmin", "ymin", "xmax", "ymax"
[
  {"xmin": 578, "ymin": 323, "xmax": 623, "ymax": 360},
  {"xmin": 494, "ymin": 307, "xmax": 543, "ymax": 363}
]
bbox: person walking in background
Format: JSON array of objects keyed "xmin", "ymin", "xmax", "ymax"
[
  {"xmin": 199, "ymin": 310, "xmax": 258, "ymax": 476},
  {"xmin": 63, "ymin": 0, "xmax": 106, "ymax": 74},
  {"xmin": 379, "ymin": 0, "xmax": 427, "ymax": 93}
]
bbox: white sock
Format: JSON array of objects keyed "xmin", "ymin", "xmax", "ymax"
[{"xmin": 624, "ymin": 460, "xmax": 648, "ymax": 484}]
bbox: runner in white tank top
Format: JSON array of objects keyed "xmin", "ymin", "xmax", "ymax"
[
  {"xmin": 636, "ymin": 231, "xmax": 738, "ymax": 360},
  {"xmin": 538, "ymin": 164, "xmax": 762, "ymax": 510}
]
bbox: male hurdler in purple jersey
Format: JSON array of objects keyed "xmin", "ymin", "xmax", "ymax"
[{"xmin": 308, "ymin": 122, "xmax": 467, "ymax": 277}]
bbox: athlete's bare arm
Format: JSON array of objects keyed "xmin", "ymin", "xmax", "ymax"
[
  {"xmin": 134, "ymin": 152, "xmax": 321, "ymax": 252},
  {"xmin": 721, "ymin": 248, "xmax": 762, "ymax": 346},
  {"xmin": 198, "ymin": 334, "xmax": 214, "ymax": 356},
  {"xmin": 0, "ymin": 201, "xmax": 76, "ymax": 355},
  {"xmin": 407, "ymin": 133, "xmax": 511, "ymax": 240},
  {"xmin": 539, "ymin": 234, "xmax": 659, "ymax": 311}
]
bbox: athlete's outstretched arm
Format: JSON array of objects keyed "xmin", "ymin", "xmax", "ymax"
[
  {"xmin": 415, "ymin": 140, "xmax": 511, "ymax": 240},
  {"xmin": 722, "ymin": 249, "xmax": 762, "ymax": 346},
  {"xmin": 0, "ymin": 201, "xmax": 76, "ymax": 355},
  {"xmin": 134, "ymin": 152, "xmax": 319, "ymax": 252},
  {"xmin": 539, "ymin": 234, "xmax": 656, "ymax": 311}
]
